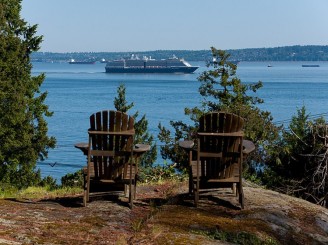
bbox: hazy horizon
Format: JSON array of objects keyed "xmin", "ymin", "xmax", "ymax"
[
  {"xmin": 22, "ymin": 0, "xmax": 328, "ymax": 53},
  {"xmin": 30, "ymin": 44, "xmax": 328, "ymax": 54}
]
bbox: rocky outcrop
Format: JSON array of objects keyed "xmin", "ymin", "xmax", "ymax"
[{"xmin": 0, "ymin": 181, "xmax": 327, "ymax": 244}]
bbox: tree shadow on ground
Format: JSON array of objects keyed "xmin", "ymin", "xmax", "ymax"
[
  {"xmin": 5, "ymin": 193, "xmax": 131, "ymax": 209},
  {"xmin": 136, "ymin": 191, "xmax": 242, "ymax": 211},
  {"xmin": 173, "ymin": 193, "xmax": 241, "ymax": 210}
]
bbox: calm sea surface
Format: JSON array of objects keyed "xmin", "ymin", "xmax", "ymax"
[{"xmin": 32, "ymin": 61, "xmax": 328, "ymax": 181}]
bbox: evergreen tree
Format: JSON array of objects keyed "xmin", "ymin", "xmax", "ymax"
[
  {"xmin": 114, "ymin": 84, "xmax": 157, "ymax": 168},
  {"xmin": 0, "ymin": 0, "xmax": 56, "ymax": 188},
  {"xmin": 158, "ymin": 47, "xmax": 279, "ymax": 172}
]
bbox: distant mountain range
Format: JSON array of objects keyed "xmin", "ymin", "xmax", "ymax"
[{"xmin": 31, "ymin": 45, "xmax": 328, "ymax": 63}]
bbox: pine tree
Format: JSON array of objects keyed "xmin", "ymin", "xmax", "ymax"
[
  {"xmin": 114, "ymin": 84, "xmax": 157, "ymax": 168},
  {"xmin": 158, "ymin": 47, "xmax": 279, "ymax": 172},
  {"xmin": 0, "ymin": 0, "xmax": 56, "ymax": 188}
]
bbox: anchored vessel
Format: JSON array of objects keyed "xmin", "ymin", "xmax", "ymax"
[
  {"xmin": 105, "ymin": 55, "xmax": 199, "ymax": 73},
  {"xmin": 302, "ymin": 64, "xmax": 320, "ymax": 67},
  {"xmin": 68, "ymin": 59, "xmax": 96, "ymax": 64}
]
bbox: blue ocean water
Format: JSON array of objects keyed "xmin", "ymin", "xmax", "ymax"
[{"xmin": 32, "ymin": 61, "xmax": 328, "ymax": 181}]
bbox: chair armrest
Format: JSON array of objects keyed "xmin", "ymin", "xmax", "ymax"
[
  {"xmin": 74, "ymin": 142, "xmax": 150, "ymax": 155},
  {"xmin": 178, "ymin": 140, "xmax": 195, "ymax": 149},
  {"xmin": 178, "ymin": 139, "xmax": 255, "ymax": 155},
  {"xmin": 133, "ymin": 144, "xmax": 151, "ymax": 153},
  {"xmin": 198, "ymin": 131, "xmax": 244, "ymax": 137},
  {"xmin": 74, "ymin": 142, "xmax": 89, "ymax": 155},
  {"xmin": 88, "ymin": 129, "xmax": 135, "ymax": 136},
  {"xmin": 242, "ymin": 140, "xmax": 255, "ymax": 155}
]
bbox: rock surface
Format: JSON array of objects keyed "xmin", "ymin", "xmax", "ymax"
[{"xmin": 0, "ymin": 181, "xmax": 327, "ymax": 244}]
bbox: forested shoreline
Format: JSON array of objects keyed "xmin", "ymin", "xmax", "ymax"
[{"xmin": 31, "ymin": 45, "xmax": 328, "ymax": 63}]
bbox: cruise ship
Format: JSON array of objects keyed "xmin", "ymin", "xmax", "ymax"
[{"xmin": 105, "ymin": 55, "xmax": 199, "ymax": 73}]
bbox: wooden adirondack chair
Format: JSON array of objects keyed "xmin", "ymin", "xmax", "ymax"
[
  {"xmin": 84, "ymin": 110, "xmax": 136, "ymax": 208},
  {"xmin": 181, "ymin": 112, "xmax": 247, "ymax": 208}
]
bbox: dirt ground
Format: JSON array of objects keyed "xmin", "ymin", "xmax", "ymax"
[{"xmin": 0, "ymin": 181, "xmax": 327, "ymax": 244}]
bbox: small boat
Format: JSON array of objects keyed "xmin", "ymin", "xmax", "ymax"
[
  {"xmin": 68, "ymin": 59, "xmax": 96, "ymax": 64},
  {"xmin": 267, "ymin": 64, "xmax": 273, "ymax": 67},
  {"xmin": 302, "ymin": 64, "xmax": 320, "ymax": 67}
]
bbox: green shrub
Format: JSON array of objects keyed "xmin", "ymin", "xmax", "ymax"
[
  {"xmin": 39, "ymin": 176, "xmax": 59, "ymax": 190},
  {"xmin": 138, "ymin": 162, "xmax": 187, "ymax": 183},
  {"xmin": 61, "ymin": 169, "xmax": 84, "ymax": 188}
]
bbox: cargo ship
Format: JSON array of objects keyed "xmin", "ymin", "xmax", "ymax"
[
  {"xmin": 105, "ymin": 55, "xmax": 199, "ymax": 73},
  {"xmin": 302, "ymin": 64, "xmax": 320, "ymax": 67}
]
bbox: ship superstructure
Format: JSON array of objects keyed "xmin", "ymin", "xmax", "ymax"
[{"xmin": 105, "ymin": 55, "xmax": 198, "ymax": 73}]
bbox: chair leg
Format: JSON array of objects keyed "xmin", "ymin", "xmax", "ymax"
[
  {"xmin": 238, "ymin": 183, "xmax": 244, "ymax": 209},
  {"xmin": 194, "ymin": 190, "xmax": 199, "ymax": 207},
  {"xmin": 83, "ymin": 182, "xmax": 86, "ymax": 207},
  {"xmin": 189, "ymin": 171, "xmax": 193, "ymax": 195},
  {"xmin": 83, "ymin": 174, "xmax": 88, "ymax": 207},
  {"xmin": 130, "ymin": 181, "xmax": 136, "ymax": 200},
  {"xmin": 133, "ymin": 178, "xmax": 137, "ymax": 200},
  {"xmin": 232, "ymin": 183, "xmax": 236, "ymax": 195},
  {"xmin": 124, "ymin": 184, "xmax": 129, "ymax": 198},
  {"xmin": 83, "ymin": 191, "xmax": 87, "ymax": 207},
  {"xmin": 189, "ymin": 175, "xmax": 193, "ymax": 195},
  {"xmin": 86, "ymin": 179, "xmax": 90, "ymax": 202},
  {"xmin": 129, "ymin": 184, "xmax": 133, "ymax": 209},
  {"xmin": 193, "ymin": 181, "xmax": 199, "ymax": 207},
  {"xmin": 235, "ymin": 183, "xmax": 239, "ymax": 197}
]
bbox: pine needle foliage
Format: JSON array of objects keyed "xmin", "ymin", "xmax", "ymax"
[
  {"xmin": 158, "ymin": 47, "xmax": 279, "ymax": 172},
  {"xmin": 114, "ymin": 84, "xmax": 157, "ymax": 168},
  {"xmin": 0, "ymin": 0, "xmax": 56, "ymax": 188}
]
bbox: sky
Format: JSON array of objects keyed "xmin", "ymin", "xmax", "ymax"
[{"xmin": 21, "ymin": 0, "xmax": 328, "ymax": 53}]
